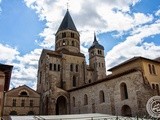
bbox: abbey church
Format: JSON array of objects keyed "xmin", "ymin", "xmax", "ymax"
[{"xmin": 36, "ymin": 10, "xmax": 160, "ymax": 117}]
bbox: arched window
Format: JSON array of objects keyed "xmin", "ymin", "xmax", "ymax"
[
  {"xmin": 100, "ymin": 50, "xmax": 102, "ymax": 55},
  {"xmin": 120, "ymin": 83, "xmax": 128, "ymax": 100},
  {"xmin": 71, "ymin": 33, "xmax": 74, "ymax": 38},
  {"xmin": 121, "ymin": 105, "xmax": 132, "ymax": 117},
  {"xmin": 152, "ymin": 84, "xmax": 155, "ymax": 89},
  {"xmin": 73, "ymin": 97, "xmax": 75, "ymax": 107},
  {"xmin": 84, "ymin": 94, "xmax": 88, "ymax": 105},
  {"xmin": 99, "ymin": 90, "xmax": 105, "ymax": 103},
  {"xmin": 102, "ymin": 63, "xmax": 104, "ymax": 68},
  {"xmin": 98, "ymin": 50, "xmax": 100, "ymax": 54},
  {"xmin": 9, "ymin": 111, "xmax": 17, "ymax": 115},
  {"xmin": 73, "ymin": 76, "xmax": 76, "ymax": 87},
  {"xmin": 27, "ymin": 111, "xmax": 34, "ymax": 115},
  {"xmin": 72, "ymin": 41, "xmax": 75, "ymax": 46},
  {"xmin": 62, "ymin": 32, "xmax": 66, "ymax": 38},
  {"xmin": 58, "ymin": 64, "xmax": 60, "ymax": 71},
  {"xmin": 99, "ymin": 63, "xmax": 101, "ymax": 67},
  {"xmin": 156, "ymin": 84, "xmax": 160, "ymax": 95},
  {"xmin": 62, "ymin": 40, "xmax": 66, "ymax": 46},
  {"xmin": 20, "ymin": 91, "xmax": 28, "ymax": 96},
  {"xmin": 89, "ymin": 79, "xmax": 91, "ymax": 83},
  {"xmin": 70, "ymin": 64, "xmax": 73, "ymax": 71},
  {"xmin": 54, "ymin": 64, "xmax": 56, "ymax": 71},
  {"xmin": 148, "ymin": 64, "xmax": 152, "ymax": 74},
  {"xmin": 76, "ymin": 64, "xmax": 79, "ymax": 72},
  {"xmin": 152, "ymin": 65, "xmax": 156, "ymax": 75},
  {"xmin": 91, "ymin": 51, "xmax": 94, "ymax": 56},
  {"xmin": 49, "ymin": 63, "xmax": 52, "ymax": 70}
]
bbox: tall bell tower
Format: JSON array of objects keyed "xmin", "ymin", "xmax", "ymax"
[{"xmin": 55, "ymin": 10, "xmax": 80, "ymax": 53}]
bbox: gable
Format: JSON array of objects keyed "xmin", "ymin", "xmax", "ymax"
[{"xmin": 5, "ymin": 85, "xmax": 40, "ymax": 98}]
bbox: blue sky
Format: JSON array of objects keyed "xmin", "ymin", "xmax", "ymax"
[
  {"xmin": 0, "ymin": 0, "xmax": 44, "ymax": 54},
  {"xmin": 0, "ymin": 0, "xmax": 160, "ymax": 89}
]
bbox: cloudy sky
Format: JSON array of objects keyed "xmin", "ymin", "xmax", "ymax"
[{"xmin": 0, "ymin": 0, "xmax": 160, "ymax": 90}]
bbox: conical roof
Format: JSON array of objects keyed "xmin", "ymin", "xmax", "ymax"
[
  {"xmin": 57, "ymin": 10, "xmax": 77, "ymax": 33},
  {"xmin": 89, "ymin": 33, "xmax": 104, "ymax": 51}
]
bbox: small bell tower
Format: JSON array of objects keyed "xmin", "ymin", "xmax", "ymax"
[{"xmin": 89, "ymin": 33, "xmax": 106, "ymax": 80}]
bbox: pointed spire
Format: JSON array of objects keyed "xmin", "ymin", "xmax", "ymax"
[
  {"xmin": 67, "ymin": 1, "xmax": 69, "ymax": 11},
  {"xmin": 89, "ymin": 33, "xmax": 104, "ymax": 51},
  {"xmin": 56, "ymin": 10, "xmax": 77, "ymax": 33},
  {"xmin": 94, "ymin": 32, "xmax": 98, "ymax": 43}
]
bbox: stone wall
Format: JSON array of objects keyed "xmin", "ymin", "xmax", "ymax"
[
  {"xmin": 69, "ymin": 70, "xmax": 156, "ymax": 117},
  {"xmin": 3, "ymin": 85, "xmax": 40, "ymax": 116}
]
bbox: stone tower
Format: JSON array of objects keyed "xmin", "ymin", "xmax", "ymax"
[
  {"xmin": 37, "ymin": 10, "xmax": 107, "ymax": 115},
  {"xmin": 37, "ymin": 10, "xmax": 87, "ymax": 115},
  {"xmin": 55, "ymin": 10, "xmax": 80, "ymax": 53},
  {"xmin": 89, "ymin": 33, "xmax": 106, "ymax": 80}
]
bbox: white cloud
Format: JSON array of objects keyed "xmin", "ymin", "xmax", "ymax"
[
  {"xmin": 155, "ymin": 9, "xmax": 160, "ymax": 16},
  {"xmin": 0, "ymin": 43, "xmax": 40, "ymax": 90},
  {"xmin": 105, "ymin": 19, "xmax": 160, "ymax": 71},
  {"xmin": 23, "ymin": 0, "xmax": 160, "ymax": 77},
  {"xmin": 10, "ymin": 48, "xmax": 42, "ymax": 90},
  {"xmin": 23, "ymin": 0, "xmax": 148, "ymax": 50},
  {"xmin": 16, "ymin": 48, "xmax": 41, "ymax": 66},
  {"xmin": 0, "ymin": 0, "xmax": 155, "ymax": 89},
  {"xmin": 133, "ymin": 13, "xmax": 153, "ymax": 26},
  {"xmin": 0, "ymin": 43, "xmax": 19, "ymax": 63}
]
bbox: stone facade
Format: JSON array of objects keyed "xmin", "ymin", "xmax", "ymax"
[
  {"xmin": 69, "ymin": 69, "xmax": 158, "ymax": 117},
  {"xmin": 3, "ymin": 85, "xmax": 40, "ymax": 116},
  {"xmin": 37, "ymin": 10, "xmax": 160, "ymax": 117}
]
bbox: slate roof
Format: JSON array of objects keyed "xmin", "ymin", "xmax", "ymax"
[
  {"xmin": 57, "ymin": 10, "xmax": 77, "ymax": 33},
  {"xmin": 89, "ymin": 33, "xmax": 104, "ymax": 51}
]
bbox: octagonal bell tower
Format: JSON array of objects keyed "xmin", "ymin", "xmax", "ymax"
[
  {"xmin": 55, "ymin": 10, "xmax": 80, "ymax": 53},
  {"xmin": 89, "ymin": 33, "xmax": 106, "ymax": 80}
]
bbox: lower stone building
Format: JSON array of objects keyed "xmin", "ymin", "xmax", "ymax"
[
  {"xmin": 3, "ymin": 85, "xmax": 40, "ymax": 116},
  {"xmin": 69, "ymin": 69, "xmax": 157, "ymax": 117}
]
